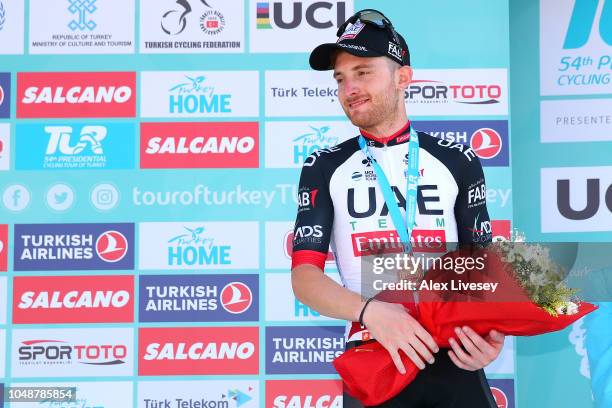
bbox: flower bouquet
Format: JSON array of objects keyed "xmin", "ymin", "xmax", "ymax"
[{"xmin": 333, "ymin": 238, "xmax": 598, "ymax": 406}]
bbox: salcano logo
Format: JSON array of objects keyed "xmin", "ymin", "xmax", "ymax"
[
  {"xmin": 266, "ymin": 380, "xmax": 343, "ymax": 408},
  {"xmin": 16, "ymin": 122, "xmax": 136, "ymax": 170},
  {"xmin": 13, "ymin": 275, "xmax": 134, "ymax": 324},
  {"xmin": 17, "ymin": 72, "xmax": 136, "ymax": 118},
  {"xmin": 0, "ymin": 72, "xmax": 10, "ymax": 118},
  {"xmin": 140, "ymin": 121, "xmax": 259, "ymax": 168},
  {"xmin": 139, "ymin": 274, "xmax": 258, "ymax": 322},
  {"xmin": 265, "ymin": 326, "xmax": 344, "ymax": 374},
  {"xmin": 13, "ymin": 223, "xmax": 135, "ymax": 271},
  {"xmin": 138, "ymin": 326, "xmax": 259, "ymax": 375}
]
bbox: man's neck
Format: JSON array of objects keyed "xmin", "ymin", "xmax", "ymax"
[{"xmin": 360, "ymin": 118, "xmax": 410, "ymax": 145}]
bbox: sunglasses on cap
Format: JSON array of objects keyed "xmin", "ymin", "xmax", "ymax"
[{"xmin": 336, "ymin": 9, "xmax": 402, "ymax": 46}]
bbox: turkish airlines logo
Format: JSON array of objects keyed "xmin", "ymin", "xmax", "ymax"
[
  {"xmin": 140, "ymin": 122, "xmax": 259, "ymax": 168},
  {"xmin": 266, "ymin": 380, "xmax": 343, "ymax": 408},
  {"xmin": 490, "ymin": 387, "xmax": 508, "ymax": 408},
  {"xmin": 12, "ymin": 275, "xmax": 134, "ymax": 324},
  {"xmin": 138, "ymin": 327, "xmax": 259, "ymax": 375},
  {"xmin": 351, "ymin": 229, "xmax": 447, "ymax": 256},
  {"xmin": 17, "ymin": 72, "xmax": 136, "ymax": 118},
  {"xmin": 470, "ymin": 128, "xmax": 502, "ymax": 159},
  {"xmin": 220, "ymin": 282, "xmax": 252, "ymax": 314},
  {"xmin": 0, "ymin": 224, "xmax": 7, "ymax": 272},
  {"xmin": 96, "ymin": 231, "xmax": 128, "ymax": 263}
]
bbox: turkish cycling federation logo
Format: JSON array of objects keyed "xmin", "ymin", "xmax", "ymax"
[
  {"xmin": 470, "ymin": 128, "xmax": 502, "ymax": 159},
  {"xmin": 220, "ymin": 282, "xmax": 253, "ymax": 314},
  {"xmin": 67, "ymin": 0, "xmax": 97, "ymax": 31},
  {"xmin": 162, "ymin": 0, "xmax": 220, "ymax": 35},
  {"xmin": 96, "ymin": 231, "xmax": 128, "ymax": 263}
]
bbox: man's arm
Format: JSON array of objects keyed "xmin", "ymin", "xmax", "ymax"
[{"xmin": 449, "ymin": 152, "xmax": 505, "ymax": 370}]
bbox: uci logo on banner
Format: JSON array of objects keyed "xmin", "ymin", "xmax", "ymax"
[{"xmin": 564, "ymin": 0, "xmax": 612, "ymax": 48}]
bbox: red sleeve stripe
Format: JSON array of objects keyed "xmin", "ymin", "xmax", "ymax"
[{"xmin": 291, "ymin": 249, "xmax": 327, "ymax": 271}]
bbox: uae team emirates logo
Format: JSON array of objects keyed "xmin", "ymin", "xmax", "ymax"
[{"xmin": 17, "ymin": 72, "xmax": 136, "ymax": 118}]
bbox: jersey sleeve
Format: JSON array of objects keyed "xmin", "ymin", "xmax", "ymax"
[
  {"xmin": 291, "ymin": 156, "xmax": 334, "ymax": 271},
  {"xmin": 454, "ymin": 155, "xmax": 492, "ymax": 245}
]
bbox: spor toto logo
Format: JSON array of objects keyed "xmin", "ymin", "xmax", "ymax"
[
  {"xmin": 470, "ymin": 128, "xmax": 502, "ymax": 159},
  {"xmin": 490, "ymin": 387, "xmax": 508, "ymax": 408},
  {"xmin": 96, "ymin": 231, "xmax": 128, "ymax": 262},
  {"xmin": 220, "ymin": 282, "xmax": 252, "ymax": 314}
]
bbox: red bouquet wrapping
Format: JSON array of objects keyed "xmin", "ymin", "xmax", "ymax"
[{"xmin": 333, "ymin": 245, "xmax": 598, "ymax": 406}]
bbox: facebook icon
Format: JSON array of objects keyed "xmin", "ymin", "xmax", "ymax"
[{"xmin": 2, "ymin": 185, "xmax": 30, "ymax": 212}]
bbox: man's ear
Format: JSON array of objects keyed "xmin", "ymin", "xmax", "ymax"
[{"xmin": 397, "ymin": 65, "xmax": 413, "ymax": 90}]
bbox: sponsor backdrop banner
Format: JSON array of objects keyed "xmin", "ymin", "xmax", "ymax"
[
  {"xmin": 512, "ymin": 0, "xmax": 612, "ymax": 407},
  {"xmin": 0, "ymin": 0, "xmax": 525, "ymax": 406}
]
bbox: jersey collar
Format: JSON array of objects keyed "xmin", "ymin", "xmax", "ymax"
[{"xmin": 359, "ymin": 121, "xmax": 411, "ymax": 147}]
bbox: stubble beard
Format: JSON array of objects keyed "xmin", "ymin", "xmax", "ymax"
[{"xmin": 344, "ymin": 89, "xmax": 399, "ymax": 131}]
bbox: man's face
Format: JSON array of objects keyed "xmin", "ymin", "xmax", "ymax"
[{"xmin": 333, "ymin": 51, "xmax": 400, "ymax": 129}]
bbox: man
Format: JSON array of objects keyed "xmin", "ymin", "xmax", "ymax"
[{"xmin": 291, "ymin": 9, "xmax": 505, "ymax": 408}]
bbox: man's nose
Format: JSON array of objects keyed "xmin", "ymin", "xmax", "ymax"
[{"xmin": 342, "ymin": 79, "xmax": 359, "ymax": 98}]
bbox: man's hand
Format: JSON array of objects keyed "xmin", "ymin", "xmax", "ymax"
[
  {"xmin": 448, "ymin": 326, "xmax": 505, "ymax": 371},
  {"xmin": 362, "ymin": 300, "xmax": 439, "ymax": 374}
]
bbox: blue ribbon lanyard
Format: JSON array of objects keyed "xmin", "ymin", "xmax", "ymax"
[{"xmin": 358, "ymin": 128, "xmax": 419, "ymax": 254}]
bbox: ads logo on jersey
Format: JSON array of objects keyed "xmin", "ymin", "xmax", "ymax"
[
  {"xmin": 17, "ymin": 72, "xmax": 136, "ymax": 118},
  {"xmin": 139, "ymin": 274, "xmax": 258, "ymax": 322},
  {"xmin": 12, "ymin": 328, "xmax": 133, "ymax": 377},
  {"xmin": 139, "ymin": 327, "xmax": 259, "ymax": 375},
  {"xmin": 14, "ymin": 223, "xmax": 134, "ymax": 271},
  {"xmin": 15, "ymin": 123, "xmax": 136, "ymax": 170},
  {"xmin": 0, "ymin": 224, "xmax": 7, "ymax": 271},
  {"xmin": 284, "ymin": 229, "xmax": 335, "ymax": 262},
  {"xmin": 0, "ymin": 73, "xmax": 10, "ymax": 118},
  {"xmin": 140, "ymin": 122, "xmax": 259, "ymax": 168},
  {"xmin": 266, "ymin": 380, "xmax": 343, "ymax": 408},
  {"xmin": 13, "ymin": 275, "xmax": 134, "ymax": 324}
]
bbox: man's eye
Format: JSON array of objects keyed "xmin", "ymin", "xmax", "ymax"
[
  {"xmin": 358, "ymin": 71, "xmax": 369, "ymax": 76},
  {"xmin": 336, "ymin": 78, "xmax": 343, "ymax": 84}
]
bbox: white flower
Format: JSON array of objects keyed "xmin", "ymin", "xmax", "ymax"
[
  {"xmin": 529, "ymin": 272, "xmax": 548, "ymax": 287},
  {"xmin": 556, "ymin": 301, "xmax": 579, "ymax": 315}
]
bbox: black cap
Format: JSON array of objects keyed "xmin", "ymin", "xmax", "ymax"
[{"xmin": 309, "ymin": 18, "xmax": 410, "ymax": 71}]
